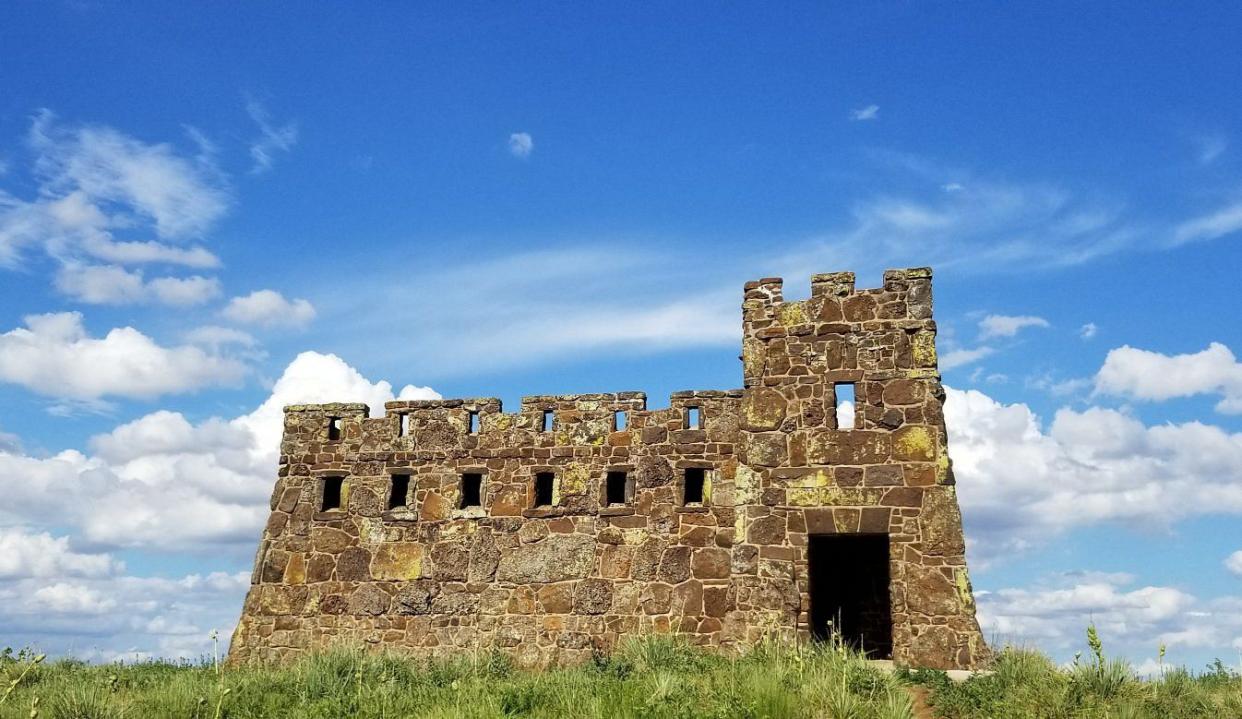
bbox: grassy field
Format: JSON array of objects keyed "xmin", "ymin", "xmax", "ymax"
[{"xmin": 2, "ymin": 634, "xmax": 1240, "ymax": 719}]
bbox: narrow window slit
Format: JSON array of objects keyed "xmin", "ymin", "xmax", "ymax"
[
  {"xmin": 468, "ymin": 411, "xmax": 480, "ymax": 434},
  {"xmin": 605, "ymin": 471, "xmax": 631, "ymax": 506},
  {"xmin": 534, "ymin": 472, "xmax": 555, "ymax": 507},
  {"xmin": 686, "ymin": 406, "xmax": 701, "ymax": 429},
  {"xmin": 541, "ymin": 410, "xmax": 554, "ymax": 432},
  {"xmin": 835, "ymin": 383, "xmax": 856, "ymax": 429},
  {"xmin": 397, "ymin": 413, "xmax": 410, "ymax": 437},
  {"xmin": 460, "ymin": 473, "xmax": 483, "ymax": 508},
  {"xmin": 388, "ymin": 474, "xmax": 410, "ymax": 510},
  {"xmin": 683, "ymin": 468, "xmax": 706, "ymax": 505},
  {"xmin": 327, "ymin": 417, "xmax": 342, "ymax": 441},
  {"xmin": 614, "ymin": 410, "xmax": 627, "ymax": 431},
  {"xmin": 321, "ymin": 477, "xmax": 344, "ymax": 511}
]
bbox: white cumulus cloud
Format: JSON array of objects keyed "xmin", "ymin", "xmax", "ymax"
[
  {"xmin": 0, "ymin": 528, "xmax": 123, "ymax": 579},
  {"xmin": 54, "ymin": 264, "xmax": 221, "ymax": 306},
  {"xmin": 222, "ymin": 289, "xmax": 316, "ymax": 328},
  {"xmin": 0, "ymin": 312, "xmax": 246, "ymax": 400},
  {"xmin": 1226, "ymin": 551, "xmax": 1242, "ymax": 578},
  {"xmin": 947, "ymin": 386, "xmax": 1242, "ymax": 561},
  {"xmin": 0, "ymin": 351, "xmax": 438, "ymax": 550},
  {"xmin": 1094, "ymin": 342, "xmax": 1242, "ymax": 414}
]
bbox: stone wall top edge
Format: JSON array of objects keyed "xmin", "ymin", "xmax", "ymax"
[
  {"xmin": 284, "ymin": 403, "xmax": 369, "ymax": 413},
  {"xmin": 744, "ymin": 267, "xmax": 933, "ymax": 301},
  {"xmin": 384, "ymin": 398, "xmax": 502, "ymax": 411},
  {"xmin": 669, "ymin": 389, "xmax": 745, "ymax": 399}
]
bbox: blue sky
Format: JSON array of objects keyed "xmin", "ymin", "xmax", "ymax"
[{"xmin": 1, "ymin": 2, "xmax": 1241, "ymax": 669}]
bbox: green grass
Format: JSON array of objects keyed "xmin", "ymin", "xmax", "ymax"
[{"xmin": 2, "ymin": 636, "xmax": 1240, "ymax": 719}]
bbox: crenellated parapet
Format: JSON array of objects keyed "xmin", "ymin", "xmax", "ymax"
[{"xmin": 234, "ymin": 268, "xmax": 986, "ymax": 672}]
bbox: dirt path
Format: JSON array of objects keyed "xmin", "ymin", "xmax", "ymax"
[{"xmin": 906, "ymin": 686, "xmax": 937, "ymax": 719}]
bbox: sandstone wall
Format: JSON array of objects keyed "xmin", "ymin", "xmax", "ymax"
[{"xmin": 229, "ymin": 268, "xmax": 987, "ymax": 669}]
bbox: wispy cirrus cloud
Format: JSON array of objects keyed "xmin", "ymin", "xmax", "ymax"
[
  {"xmin": 1173, "ymin": 200, "xmax": 1242, "ymax": 246},
  {"xmin": 246, "ymin": 99, "xmax": 298, "ymax": 174},
  {"xmin": 850, "ymin": 104, "xmax": 879, "ymax": 121},
  {"xmin": 978, "ymin": 314, "xmax": 1050, "ymax": 340},
  {"xmin": 0, "ymin": 111, "xmax": 229, "ymax": 302}
]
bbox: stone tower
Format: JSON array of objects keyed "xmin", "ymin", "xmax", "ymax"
[{"xmin": 230, "ymin": 267, "xmax": 987, "ymax": 669}]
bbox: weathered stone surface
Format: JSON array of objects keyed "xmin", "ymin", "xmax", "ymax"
[
  {"xmin": 691, "ymin": 548, "xmax": 731, "ymax": 579},
  {"xmin": 747, "ymin": 514, "xmax": 785, "ymax": 545},
  {"xmin": 371, "ymin": 543, "xmax": 423, "ymax": 580},
  {"xmin": 395, "ymin": 581, "xmax": 437, "ymax": 615},
  {"xmin": 921, "ymin": 488, "xmax": 967, "ymax": 556},
  {"xmin": 574, "ymin": 579, "xmax": 613, "ymax": 614},
  {"xmin": 469, "ymin": 530, "xmax": 501, "ymax": 583},
  {"xmin": 657, "ymin": 546, "xmax": 692, "ymax": 584},
  {"xmin": 907, "ymin": 566, "xmax": 959, "ymax": 616},
  {"xmin": 336, "ymin": 547, "xmax": 371, "ymax": 581},
  {"xmin": 496, "ymin": 535, "xmax": 595, "ymax": 583},
  {"xmin": 740, "ymin": 387, "xmax": 786, "ymax": 431},
  {"xmin": 431, "ymin": 542, "xmax": 469, "ymax": 581},
  {"xmin": 349, "ymin": 584, "xmax": 390, "ymax": 616},
  {"xmin": 232, "ymin": 267, "xmax": 986, "ymax": 672}
]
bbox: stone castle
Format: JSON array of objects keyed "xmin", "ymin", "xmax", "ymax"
[{"xmin": 230, "ymin": 267, "xmax": 987, "ymax": 669}]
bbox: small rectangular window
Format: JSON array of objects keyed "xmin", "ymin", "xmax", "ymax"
[
  {"xmin": 460, "ymin": 473, "xmax": 483, "ymax": 508},
  {"xmin": 468, "ymin": 411, "xmax": 480, "ymax": 434},
  {"xmin": 397, "ymin": 413, "xmax": 410, "ymax": 437},
  {"xmin": 835, "ymin": 383, "xmax": 856, "ymax": 429},
  {"xmin": 388, "ymin": 474, "xmax": 410, "ymax": 510},
  {"xmin": 686, "ymin": 407, "xmax": 701, "ymax": 429},
  {"xmin": 327, "ymin": 417, "xmax": 342, "ymax": 441},
  {"xmin": 321, "ymin": 476, "xmax": 344, "ymax": 511},
  {"xmin": 541, "ymin": 410, "xmax": 554, "ymax": 432},
  {"xmin": 605, "ymin": 471, "xmax": 630, "ymax": 505},
  {"xmin": 534, "ymin": 472, "xmax": 555, "ymax": 507},
  {"xmin": 614, "ymin": 410, "xmax": 627, "ymax": 431},
  {"xmin": 683, "ymin": 468, "xmax": 705, "ymax": 505}
]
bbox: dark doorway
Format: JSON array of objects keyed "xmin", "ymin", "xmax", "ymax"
[{"xmin": 807, "ymin": 534, "xmax": 893, "ymax": 659}]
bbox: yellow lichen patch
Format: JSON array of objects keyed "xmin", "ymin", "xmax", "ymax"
[
  {"xmin": 742, "ymin": 337, "xmax": 767, "ymax": 378},
  {"xmin": 735, "ymin": 465, "xmax": 761, "ymax": 504},
  {"xmin": 912, "ymin": 330, "xmax": 938, "ymax": 367},
  {"xmin": 703, "ymin": 473, "xmax": 713, "ymax": 503},
  {"xmin": 371, "ymin": 543, "xmax": 424, "ymax": 580},
  {"xmin": 936, "ymin": 452, "xmax": 952, "ymax": 484},
  {"xmin": 954, "ymin": 567, "xmax": 975, "ymax": 609},
  {"xmin": 283, "ymin": 553, "xmax": 306, "ymax": 585},
  {"xmin": 777, "ymin": 301, "xmax": 808, "ymax": 327},
  {"xmin": 785, "ymin": 470, "xmax": 831, "ymax": 489},
  {"xmin": 492, "ymin": 413, "xmax": 513, "ymax": 431},
  {"xmin": 358, "ymin": 518, "xmax": 387, "ymax": 546},
  {"xmin": 787, "ymin": 486, "xmax": 838, "ymax": 507},
  {"xmin": 894, "ymin": 425, "xmax": 935, "ymax": 461},
  {"xmin": 622, "ymin": 528, "xmax": 651, "ymax": 545},
  {"xmin": 338, "ymin": 480, "xmax": 352, "ymax": 512}
]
